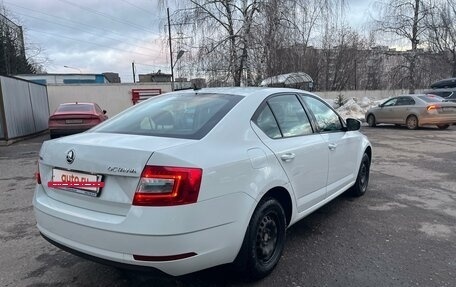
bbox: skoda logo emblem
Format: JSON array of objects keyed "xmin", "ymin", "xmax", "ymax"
[{"xmin": 66, "ymin": 150, "xmax": 75, "ymax": 164}]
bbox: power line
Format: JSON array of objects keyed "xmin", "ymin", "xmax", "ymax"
[
  {"xmin": 11, "ymin": 10, "xmax": 160, "ymax": 53},
  {"xmin": 29, "ymin": 29, "xmax": 154, "ymax": 58},
  {"xmin": 57, "ymin": 0, "xmax": 159, "ymax": 34},
  {"xmin": 119, "ymin": 0, "xmax": 155, "ymax": 17},
  {"xmin": 4, "ymin": 1, "xmax": 162, "ymax": 45}
]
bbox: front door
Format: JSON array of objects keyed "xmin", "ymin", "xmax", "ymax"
[{"xmin": 300, "ymin": 94, "xmax": 361, "ymax": 196}]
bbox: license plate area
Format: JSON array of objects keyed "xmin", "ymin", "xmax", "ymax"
[
  {"xmin": 66, "ymin": 119, "xmax": 83, "ymax": 124},
  {"xmin": 50, "ymin": 168, "xmax": 104, "ymax": 197}
]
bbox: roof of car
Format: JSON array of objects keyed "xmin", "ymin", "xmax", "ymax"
[
  {"xmin": 168, "ymin": 87, "xmax": 312, "ymax": 97},
  {"xmin": 394, "ymin": 94, "xmax": 438, "ymax": 98},
  {"xmin": 59, "ymin": 102, "xmax": 95, "ymax": 105}
]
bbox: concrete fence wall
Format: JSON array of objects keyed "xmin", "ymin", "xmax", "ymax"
[
  {"xmin": 314, "ymin": 89, "xmax": 423, "ymax": 101},
  {"xmin": 48, "ymin": 85, "xmax": 425, "ymax": 118},
  {"xmin": 47, "ymin": 83, "xmax": 172, "ymax": 117}
]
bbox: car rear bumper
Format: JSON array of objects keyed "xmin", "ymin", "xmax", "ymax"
[
  {"xmin": 33, "ymin": 185, "xmax": 254, "ymax": 276},
  {"xmin": 419, "ymin": 114, "xmax": 456, "ymax": 126},
  {"xmin": 49, "ymin": 125, "xmax": 95, "ymax": 136}
]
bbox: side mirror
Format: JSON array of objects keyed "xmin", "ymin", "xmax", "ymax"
[
  {"xmin": 103, "ymin": 110, "xmax": 107, "ymax": 114},
  {"xmin": 378, "ymin": 104, "xmax": 383, "ymax": 108},
  {"xmin": 346, "ymin": 118, "xmax": 361, "ymax": 131}
]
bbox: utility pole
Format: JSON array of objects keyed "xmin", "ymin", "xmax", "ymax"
[
  {"xmin": 167, "ymin": 8, "xmax": 174, "ymax": 91},
  {"xmin": 132, "ymin": 62, "xmax": 136, "ymax": 83}
]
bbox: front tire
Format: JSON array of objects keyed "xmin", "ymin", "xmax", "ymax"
[
  {"xmin": 367, "ymin": 114, "xmax": 376, "ymax": 127},
  {"xmin": 349, "ymin": 153, "xmax": 370, "ymax": 197},
  {"xmin": 234, "ymin": 197, "xmax": 286, "ymax": 280}
]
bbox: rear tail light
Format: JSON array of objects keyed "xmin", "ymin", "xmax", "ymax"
[
  {"xmin": 35, "ymin": 162, "xmax": 41, "ymax": 184},
  {"xmin": 427, "ymin": 105, "xmax": 441, "ymax": 111},
  {"xmin": 133, "ymin": 166, "xmax": 202, "ymax": 206}
]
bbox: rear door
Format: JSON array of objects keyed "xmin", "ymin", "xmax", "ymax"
[
  {"xmin": 251, "ymin": 94, "xmax": 329, "ymax": 213},
  {"xmin": 394, "ymin": 96, "xmax": 416, "ymax": 123}
]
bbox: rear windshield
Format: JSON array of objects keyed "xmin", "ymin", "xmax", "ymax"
[
  {"xmin": 57, "ymin": 104, "xmax": 94, "ymax": 112},
  {"xmin": 418, "ymin": 95, "xmax": 445, "ymax": 102},
  {"xmin": 92, "ymin": 93, "xmax": 243, "ymax": 139}
]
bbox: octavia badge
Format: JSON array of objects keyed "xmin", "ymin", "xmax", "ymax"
[{"xmin": 66, "ymin": 150, "xmax": 75, "ymax": 164}]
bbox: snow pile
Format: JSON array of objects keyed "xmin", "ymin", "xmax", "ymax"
[
  {"xmin": 334, "ymin": 97, "xmax": 389, "ymax": 121},
  {"xmin": 322, "ymin": 96, "xmax": 391, "ymax": 121},
  {"xmin": 336, "ymin": 98, "xmax": 366, "ymax": 121}
]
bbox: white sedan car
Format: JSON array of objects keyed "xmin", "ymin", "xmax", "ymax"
[{"xmin": 34, "ymin": 87, "xmax": 372, "ymax": 279}]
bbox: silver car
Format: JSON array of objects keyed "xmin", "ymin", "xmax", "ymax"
[{"xmin": 366, "ymin": 94, "xmax": 456, "ymax": 130}]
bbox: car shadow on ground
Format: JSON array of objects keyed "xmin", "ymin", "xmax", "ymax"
[{"xmin": 364, "ymin": 124, "xmax": 453, "ymax": 131}]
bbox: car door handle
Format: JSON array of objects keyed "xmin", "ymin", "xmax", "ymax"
[
  {"xmin": 328, "ymin": 143, "xmax": 337, "ymax": 151},
  {"xmin": 280, "ymin": 153, "xmax": 295, "ymax": 162}
]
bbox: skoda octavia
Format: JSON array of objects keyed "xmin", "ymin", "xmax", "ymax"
[{"xmin": 34, "ymin": 87, "xmax": 372, "ymax": 279}]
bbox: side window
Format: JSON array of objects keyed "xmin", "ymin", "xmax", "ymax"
[
  {"xmin": 396, "ymin": 97, "xmax": 405, "ymax": 105},
  {"xmin": 396, "ymin": 97, "xmax": 415, "ymax": 106},
  {"xmin": 254, "ymin": 104, "xmax": 281, "ymax": 139},
  {"xmin": 396, "ymin": 97, "xmax": 405, "ymax": 106},
  {"xmin": 94, "ymin": 104, "xmax": 103, "ymax": 114},
  {"xmin": 268, "ymin": 95, "xmax": 313, "ymax": 137},
  {"xmin": 383, "ymin": 98, "xmax": 397, "ymax": 107},
  {"xmin": 301, "ymin": 95, "xmax": 343, "ymax": 132},
  {"xmin": 404, "ymin": 97, "xmax": 415, "ymax": 105}
]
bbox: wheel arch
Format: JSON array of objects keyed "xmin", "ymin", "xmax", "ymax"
[
  {"xmin": 364, "ymin": 145, "xmax": 372, "ymax": 163},
  {"xmin": 259, "ymin": 186, "xmax": 293, "ymax": 227},
  {"xmin": 406, "ymin": 113, "xmax": 419, "ymax": 121}
]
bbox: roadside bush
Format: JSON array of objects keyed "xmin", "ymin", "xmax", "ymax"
[{"xmin": 336, "ymin": 94, "xmax": 346, "ymax": 107}]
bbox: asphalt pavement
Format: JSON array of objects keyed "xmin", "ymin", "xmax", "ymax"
[{"xmin": 0, "ymin": 125, "xmax": 455, "ymax": 287}]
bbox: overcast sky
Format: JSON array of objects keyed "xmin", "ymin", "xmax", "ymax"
[{"xmin": 2, "ymin": 0, "xmax": 375, "ymax": 83}]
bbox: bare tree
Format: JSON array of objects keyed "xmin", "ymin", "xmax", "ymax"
[
  {"xmin": 374, "ymin": 0, "xmax": 432, "ymax": 93},
  {"xmin": 0, "ymin": 5, "xmax": 46, "ymax": 75},
  {"xmin": 168, "ymin": 0, "xmax": 350, "ymax": 87},
  {"xmin": 426, "ymin": 0, "xmax": 456, "ymax": 77},
  {"xmin": 171, "ymin": 0, "xmax": 261, "ymax": 86}
]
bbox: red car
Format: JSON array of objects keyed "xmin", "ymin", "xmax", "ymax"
[{"xmin": 49, "ymin": 102, "xmax": 108, "ymax": 139}]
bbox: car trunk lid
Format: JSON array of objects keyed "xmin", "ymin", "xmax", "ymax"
[{"xmin": 38, "ymin": 132, "xmax": 193, "ymax": 215}]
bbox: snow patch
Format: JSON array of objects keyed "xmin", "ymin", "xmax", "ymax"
[{"xmin": 334, "ymin": 97, "xmax": 389, "ymax": 121}]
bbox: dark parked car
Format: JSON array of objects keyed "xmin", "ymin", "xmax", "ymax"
[{"xmin": 49, "ymin": 102, "xmax": 108, "ymax": 138}]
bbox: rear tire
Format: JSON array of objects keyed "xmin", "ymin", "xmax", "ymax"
[
  {"xmin": 367, "ymin": 114, "xmax": 376, "ymax": 127},
  {"xmin": 406, "ymin": 115, "xmax": 418, "ymax": 130},
  {"xmin": 349, "ymin": 153, "xmax": 370, "ymax": 197},
  {"xmin": 234, "ymin": 197, "xmax": 286, "ymax": 280},
  {"xmin": 437, "ymin": 124, "xmax": 450, "ymax": 130}
]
